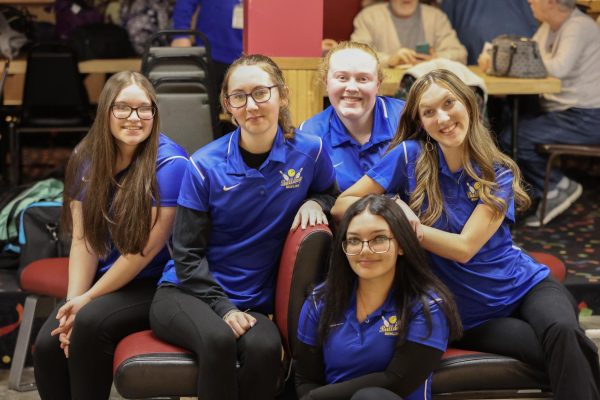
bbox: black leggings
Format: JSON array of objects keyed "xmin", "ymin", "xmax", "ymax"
[
  {"xmin": 150, "ymin": 286, "xmax": 282, "ymax": 400},
  {"xmin": 351, "ymin": 387, "xmax": 402, "ymax": 399},
  {"xmin": 33, "ymin": 278, "xmax": 157, "ymax": 400},
  {"xmin": 453, "ymin": 276, "xmax": 600, "ymax": 400}
]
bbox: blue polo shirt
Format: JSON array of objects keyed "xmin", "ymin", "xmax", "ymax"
[
  {"xmin": 97, "ymin": 134, "xmax": 188, "ymax": 279},
  {"xmin": 298, "ymin": 96, "xmax": 405, "ymax": 191},
  {"xmin": 297, "ymin": 286, "xmax": 449, "ymax": 400},
  {"xmin": 367, "ymin": 140, "xmax": 549, "ymax": 329},
  {"xmin": 159, "ymin": 127, "xmax": 335, "ymax": 313}
]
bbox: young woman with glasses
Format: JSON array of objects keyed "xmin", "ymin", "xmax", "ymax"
[
  {"xmin": 298, "ymin": 41, "xmax": 405, "ymax": 191},
  {"xmin": 33, "ymin": 71, "xmax": 188, "ymax": 400},
  {"xmin": 149, "ymin": 54, "xmax": 337, "ymax": 400},
  {"xmin": 296, "ymin": 194, "xmax": 461, "ymax": 400},
  {"xmin": 332, "ymin": 69, "xmax": 600, "ymax": 399}
]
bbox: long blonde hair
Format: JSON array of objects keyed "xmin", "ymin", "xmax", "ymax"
[{"xmin": 388, "ymin": 69, "xmax": 530, "ymax": 226}]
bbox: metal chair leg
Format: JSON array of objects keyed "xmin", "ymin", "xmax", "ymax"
[
  {"xmin": 8, "ymin": 295, "xmax": 56, "ymax": 392},
  {"xmin": 7, "ymin": 117, "xmax": 20, "ymax": 187}
]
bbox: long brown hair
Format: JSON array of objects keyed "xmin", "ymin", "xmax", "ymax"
[
  {"xmin": 62, "ymin": 71, "xmax": 161, "ymax": 258},
  {"xmin": 387, "ymin": 69, "xmax": 530, "ymax": 226},
  {"xmin": 220, "ymin": 54, "xmax": 295, "ymax": 139}
]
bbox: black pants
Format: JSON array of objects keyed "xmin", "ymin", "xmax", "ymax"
[
  {"xmin": 33, "ymin": 278, "xmax": 157, "ymax": 400},
  {"xmin": 351, "ymin": 387, "xmax": 403, "ymax": 400},
  {"xmin": 150, "ymin": 286, "xmax": 282, "ymax": 400},
  {"xmin": 454, "ymin": 277, "xmax": 600, "ymax": 400}
]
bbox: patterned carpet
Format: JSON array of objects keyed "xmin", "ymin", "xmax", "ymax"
[{"xmin": 514, "ymin": 172, "xmax": 600, "ymax": 310}]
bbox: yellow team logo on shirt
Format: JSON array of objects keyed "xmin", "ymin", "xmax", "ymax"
[
  {"xmin": 466, "ymin": 181, "xmax": 481, "ymax": 202},
  {"xmin": 280, "ymin": 167, "xmax": 303, "ymax": 189},
  {"xmin": 379, "ymin": 315, "xmax": 399, "ymax": 336}
]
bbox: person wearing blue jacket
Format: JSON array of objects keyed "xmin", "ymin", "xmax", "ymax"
[
  {"xmin": 33, "ymin": 71, "xmax": 188, "ymax": 400},
  {"xmin": 296, "ymin": 195, "xmax": 461, "ymax": 400},
  {"xmin": 150, "ymin": 54, "xmax": 337, "ymax": 400},
  {"xmin": 298, "ymin": 42, "xmax": 405, "ymax": 191},
  {"xmin": 333, "ymin": 70, "xmax": 600, "ymax": 399},
  {"xmin": 171, "ymin": 0, "xmax": 243, "ymax": 92}
]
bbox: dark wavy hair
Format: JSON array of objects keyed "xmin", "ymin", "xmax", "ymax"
[
  {"xmin": 318, "ymin": 195, "xmax": 462, "ymax": 343},
  {"xmin": 62, "ymin": 71, "xmax": 160, "ymax": 258}
]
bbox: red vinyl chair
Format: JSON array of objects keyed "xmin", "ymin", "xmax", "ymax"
[
  {"xmin": 8, "ymin": 257, "xmax": 69, "ymax": 391},
  {"xmin": 431, "ymin": 252, "xmax": 565, "ymax": 399},
  {"xmin": 112, "ymin": 225, "xmax": 333, "ymax": 399},
  {"xmin": 111, "ymin": 229, "xmax": 566, "ymax": 399}
]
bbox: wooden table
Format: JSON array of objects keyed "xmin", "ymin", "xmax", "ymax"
[
  {"xmin": 1, "ymin": 57, "xmax": 560, "ymax": 120},
  {"xmin": 1, "ymin": 58, "xmax": 561, "ymax": 161},
  {"xmin": 382, "ymin": 66, "xmax": 562, "ymax": 96},
  {"xmin": 577, "ymin": 0, "xmax": 600, "ymax": 16},
  {"xmin": 1, "ymin": 57, "xmax": 561, "ymax": 186},
  {"xmin": 382, "ymin": 66, "xmax": 562, "ymax": 159}
]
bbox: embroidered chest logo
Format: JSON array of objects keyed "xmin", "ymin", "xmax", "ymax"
[
  {"xmin": 379, "ymin": 315, "xmax": 399, "ymax": 336},
  {"xmin": 466, "ymin": 181, "xmax": 481, "ymax": 202},
  {"xmin": 279, "ymin": 167, "xmax": 303, "ymax": 189}
]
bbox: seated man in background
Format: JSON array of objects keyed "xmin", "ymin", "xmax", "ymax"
[
  {"xmin": 351, "ymin": 0, "xmax": 467, "ymax": 67},
  {"xmin": 441, "ymin": 0, "xmax": 538, "ymax": 65},
  {"xmin": 480, "ymin": 0, "xmax": 600, "ymax": 226}
]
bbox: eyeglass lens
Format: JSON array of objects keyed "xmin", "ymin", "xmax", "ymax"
[
  {"xmin": 342, "ymin": 236, "xmax": 392, "ymax": 255},
  {"xmin": 227, "ymin": 86, "xmax": 274, "ymax": 108},
  {"xmin": 112, "ymin": 105, "xmax": 155, "ymax": 120}
]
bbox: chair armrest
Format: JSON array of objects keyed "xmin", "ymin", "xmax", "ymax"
[{"xmin": 274, "ymin": 225, "xmax": 332, "ymax": 358}]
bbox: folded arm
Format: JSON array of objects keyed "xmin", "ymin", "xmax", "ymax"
[{"xmin": 296, "ymin": 340, "xmax": 444, "ymax": 400}]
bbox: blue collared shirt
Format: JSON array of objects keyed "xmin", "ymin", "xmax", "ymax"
[
  {"xmin": 367, "ymin": 140, "xmax": 549, "ymax": 329},
  {"xmin": 97, "ymin": 134, "xmax": 188, "ymax": 279},
  {"xmin": 298, "ymin": 285, "xmax": 449, "ymax": 400},
  {"xmin": 298, "ymin": 96, "xmax": 405, "ymax": 191},
  {"xmin": 159, "ymin": 127, "xmax": 335, "ymax": 313}
]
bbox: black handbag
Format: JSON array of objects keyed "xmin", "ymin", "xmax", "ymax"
[
  {"xmin": 17, "ymin": 202, "xmax": 70, "ymax": 275},
  {"xmin": 488, "ymin": 35, "xmax": 547, "ymax": 79}
]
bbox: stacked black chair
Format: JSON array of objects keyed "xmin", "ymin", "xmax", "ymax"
[
  {"xmin": 141, "ymin": 30, "xmax": 218, "ymax": 155},
  {"xmin": 7, "ymin": 42, "xmax": 91, "ymax": 185}
]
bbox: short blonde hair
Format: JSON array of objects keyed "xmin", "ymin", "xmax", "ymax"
[{"xmin": 318, "ymin": 41, "xmax": 385, "ymax": 87}]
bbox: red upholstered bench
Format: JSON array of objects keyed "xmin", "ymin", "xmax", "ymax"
[
  {"xmin": 431, "ymin": 251, "xmax": 563, "ymax": 399},
  {"xmin": 113, "ymin": 225, "xmax": 333, "ymax": 398},
  {"xmin": 9, "ymin": 257, "xmax": 69, "ymax": 391},
  {"xmin": 112, "ymin": 237, "xmax": 564, "ymax": 399}
]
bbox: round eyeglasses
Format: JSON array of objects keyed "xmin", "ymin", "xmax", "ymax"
[
  {"xmin": 342, "ymin": 236, "xmax": 394, "ymax": 256},
  {"xmin": 225, "ymin": 85, "xmax": 279, "ymax": 109},
  {"xmin": 111, "ymin": 104, "xmax": 156, "ymax": 120}
]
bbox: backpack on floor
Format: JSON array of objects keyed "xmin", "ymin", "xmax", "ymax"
[{"xmin": 0, "ymin": 178, "xmax": 64, "ymax": 254}]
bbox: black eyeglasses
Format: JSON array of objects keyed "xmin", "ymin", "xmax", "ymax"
[
  {"xmin": 111, "ymin": 104, "xmax": 157, "ymax": 120},
  {"xmin": 342, "ymin": 236, "xmax": 394, "ymax": 256},
  {"xmin": 225, "ymin": 85, "xmax": 279, "ymax": 109}
]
